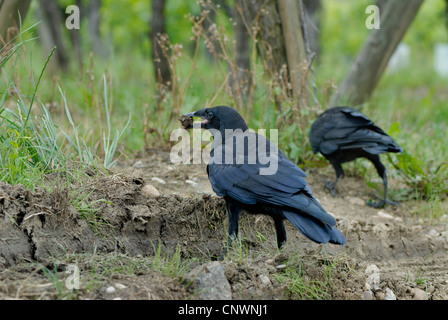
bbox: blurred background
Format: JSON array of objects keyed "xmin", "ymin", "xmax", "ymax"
[{"xmin": 0, "ymin": 0, "xmax": 447, "ymax": 209}]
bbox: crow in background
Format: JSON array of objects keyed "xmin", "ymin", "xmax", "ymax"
[
  {"xmin": 182, "ymin": 106, "xmax": 345, "ymax": 256},
  {"xmin": 309, "ymin": 106, "xmax": 403, "ymax": 208}
]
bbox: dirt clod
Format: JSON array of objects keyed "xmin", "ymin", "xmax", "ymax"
[{"xmin": 179, "ymin": 115, "xmax": 194, "ymax": 129}]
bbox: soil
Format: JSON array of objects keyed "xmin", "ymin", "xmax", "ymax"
[{"xmin": 0, "ymin": 150, "xmax": 447, "ymax": 300}]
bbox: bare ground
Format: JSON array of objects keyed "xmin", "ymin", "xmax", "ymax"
[{"xmin": 0, "ymin": 150, "xmax": 447, "ymax": 300}]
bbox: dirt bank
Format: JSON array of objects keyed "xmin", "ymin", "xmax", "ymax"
[{"xmin": 1, "ymin": 151, "xmax": 447, "ymax": 300}]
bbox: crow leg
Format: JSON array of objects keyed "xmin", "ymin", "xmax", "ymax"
[
  {"xmin": 366, "ymin": 155, "xmax": 399, "ymax": 208},
  {"xmin": 323, "ymin": 161, "xmax": 344, "ymax": 197},
  {"xmin": 273, "ymin": 217, "xmax": 287, "ymax": 249},
  {"xmin": 220, "ymin": 198, "xmax": 242, "ymax": 260}
]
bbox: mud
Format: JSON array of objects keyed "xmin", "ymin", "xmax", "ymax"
[{"xmin": 1, "ymin": 150, "xmax": 447, "ymax": 300}]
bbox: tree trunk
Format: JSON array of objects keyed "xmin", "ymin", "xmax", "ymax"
[
  {"xmin": 0, "ymin": 0, "xmax": 32, "ymax": 45},
  {"xmin": 278, "ymin": 0, "xmax": 308, "ymax": 102},
  {"xmin": 229, "ymin": 0, "xmax": 252, "ymax": 103},
  {"xmin": 329, "ymin": 0, "xmax": 423, "ymax": 107},
  {"xmin": 150, "ymin": 0, "xmax": 171, "ymax": 88},
  {"xmin": 87, "ymin": 0, "xmax": 107, "ymax": 58},
  {"xmin": 37, "ymin": 0, "xmax": 70, "ymax": 72},
  {"xmin": 303, "ymin": 0, "xmax": 321, "ymax": 61},
  {"xmin": 240, "ymin": 0, "xmax": 288, "ymax": 79},
  {"xmin": 69, "ymin": 0, "xmax": 83, "ymax": 67}
]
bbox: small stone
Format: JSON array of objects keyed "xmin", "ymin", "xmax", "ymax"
[
  {"xmin": 276, "ymin": 264, "xmax": 287, "ymax": 270},
  {"xmin": 133, "ymin": 160, "xmax": 145, "ymax": 168},
  {"xmin": 385, "ymin": 287, "xmax": 396, "ymax": 300},
  {"xmin": 105, "ymin": 286, "xmax": 116, "ymax": 294},
  {"xmin": 411, "ymin": 288, "xmax": 428, "ymax": 300},
  {"xmin": 258, "ymin": 275, "xmax": 271, "ymax": 286},
  {"xmin": 375, "ymin": 291, "xmax": 385, "ymax": 300},
  {"xmin": 115, "ymin": 283, "xmax": 127, "ymax": 290},
  {"xmin": 363, "ymin": 290, "xmax": 374, "ymax": 300},
  {"xmin": 428, "ymin": 229, "xmax": 438, "ymax": 236},
  {"xmin": 141, "ymin": 184, "xmax": 160, "ymax": 198},
  {"xmin": 189, "ymin": 261, "xmax": 232, "ymax": 300},
  {"xmin": 365, "ymin": 264, "xmax": 381, "ymax": 290},
  {"xmin": 185, "ymin": 179, "xmax": 199, "ymax": 187},
  {"xmin": 377, "ymin": 210, "xmax": 394, "ymax": 220},
  {"xmin": 151, "ymin": 177, "xmax": 166, "ymax": 184}
]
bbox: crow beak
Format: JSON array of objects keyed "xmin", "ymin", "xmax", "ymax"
[{"xmin": 184, "ymin": 112, "xmax": 196, "ymax": 117}]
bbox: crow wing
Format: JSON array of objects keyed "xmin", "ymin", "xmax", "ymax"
[
  {"xmin": 207, "ymin": 132, "xmax": 336, "ymax": 227},
  {"xmin": 310, "ymin": 107, "xmax": 402, "ymax": 155}
]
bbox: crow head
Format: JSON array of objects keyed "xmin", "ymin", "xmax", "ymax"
[{"xmin": 182, "ymin": 106, "xmax": 249, "ymax": 133}]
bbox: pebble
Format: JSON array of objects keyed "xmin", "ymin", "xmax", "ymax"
[
  {"xmin": 151, "ymin": 177, "xmax": 166, "ymax": 184},
  {"xmin": 428, "ymin": 229, "xmax": 438, "ymax": 236},
  {"xmin": 133, "ymin": 160, "xmax": 145, "ymax": 168},
  {"xmin": 141, "ymin": 184, "xmax": 160, "ymax": 198},
  {"xmin": 365, "ymin": 264, "xmax": 381, "ymax": 290},
  {"xmin": 411, "ymin": 288, "xmax": 428, "ymax": 300},
  {"xmin": 385, "ymin": 287, "xmax": 396, "ymax": 300},
  {"xmin": 276, "ymin": 264, "xmax": 287, "ymax": 270},
  {"xmin": 115, "ymin": 283, "xmax": 127, "ymax": 290},
  {"xmin": 363, "ymin": 290, "xmax": 374, "ymax": 300},
  {"xmin": 375, "ymin": 291, "xmax": 385, "ymax": 300},
  {"xmin": 258, "ymin": 275, "xmax": 271, "ymax": 286},
  {"xmin": 377, "ymin": 210, "xmax": 394, "ymax": 220},
  {"xmin": 185, "ymin": 179, "xmax": 199, "ymax": 187},
  {"xmin": 105, "ymin": 286, "xmax": 116, "ymax": 294}
]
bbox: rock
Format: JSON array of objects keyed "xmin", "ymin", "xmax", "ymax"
[
  {"xmin": 258, "ymin": 274, "xmax": 271, "ymax": 286},
  {"xmin": 185, "ymin": 179, "xmax": 198, "ymax": 187},
  {"xmin": 411, "ymin": 288, "xmax": 428, "ymax": 300},
  {"xmin": 105, "ymin": 286, "xmax": 116, "ymax": 294},
  {"xmin": 188, "ymin": 261, "xmax": 232, "ymax": 300},
  {"xmin": 428, "ymin": 229, "xmax": 438, "ymax": 236},
  {"xmin": 365, "ymin": 264, "xmax": 381, "ymax": 290},
  {"xmin": 133, "ymin": 160, "xmax": 145, "ymax": 168},
  {"xmin": 385, "ymin": 287, "xmax": 396, "ymax": 300},
  {"xmin": 276, "ymin": 264, "xmax": 287, "ymax": 270},
  {"xmin": 151, "ymin": 177, "xmax": 166, "ymax": 184},
  {"xmin": 363, "ymin": 290, "xmax": 374, "ymax": 300},
  {"xmin": 115, "ymin": 283, "xmax": 127, "ymax": 290},
  {"xmin": 375, "ymin": 291, "xmax": 385, "ymax": 300},
  {"xmin": 141, "ymin": 184, "xmax": 160, "ymax": 198},
  {"xmin": 377, "ymin": 210, "xmax": 394, "ymax": 220}
]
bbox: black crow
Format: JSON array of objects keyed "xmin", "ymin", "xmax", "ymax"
[
  {"xmin": 309, "ymin": 106, "xmax": 403, "ymax": 208},
  {"xmin": 181, "ymin": 106, "xmax": 345, "ymax": 255}
]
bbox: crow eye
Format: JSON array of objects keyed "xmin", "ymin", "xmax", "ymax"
[{"xmin": 207, "ymin": 111, "xmax": 214, "ymax": 118}]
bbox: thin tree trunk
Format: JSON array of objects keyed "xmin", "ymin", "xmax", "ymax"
[
  {"xmin": 37, "ymin": 0, "xmax": 70, "ymax": 72},
  {"xmin": 303, "ymin": 0, "xmax": 321, "ymax": 61},
  {"xmin": 229, "ymin": 0, "xmax": 252, "ymax": 103},
  {"xmin": 240, "ymin": 0, "xmax": 287, "ymax": 79},
  {"xmin": 150, "ymin": 0, "xmax": 171, "ymax": 88},
  {"xmin": 278, "ymin": 0, "xmax": 308, "ymax": 102},
  {"xmin": 69, "ymin": 0, "xmax": 83, "ymax": 67},
  {"xmin": 329, "ymin": 0, "xmax": 423, "ymax": 107},
  {"xmin": 87, "ymin": 0, "xmax": 107, "ymax": 58}
]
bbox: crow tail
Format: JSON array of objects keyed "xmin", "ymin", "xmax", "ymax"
[{"xmin": 282, "ymin": 210, "xmax": 346, "ymax": 245}]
